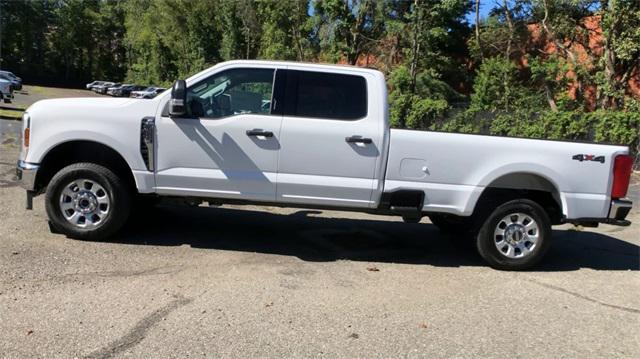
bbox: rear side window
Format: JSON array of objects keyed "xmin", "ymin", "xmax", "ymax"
[{"xmin": 284, "ymin": 70, "xmax": 367, "ymax": 120}]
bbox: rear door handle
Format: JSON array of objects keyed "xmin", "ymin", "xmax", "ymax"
[
  {"xmin": 246, "ymin": 129, "xmax": 274, "ymax": 137},
  {"xmin": 345, "ymin": 136, "xmax": 372, "ymax": 144}
]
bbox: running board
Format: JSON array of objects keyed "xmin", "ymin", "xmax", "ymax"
[{"xmin": 390, "ymin": 206, "xmax": 422, "ymax": 215}]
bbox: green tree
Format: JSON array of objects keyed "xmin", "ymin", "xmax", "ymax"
[
  {"xmin": 0, "ymin": 0, "xmax": 52, "ymax": 80},
  {"xmin": 313, "ymin": 0, "xmax": 386, "ymax": 64},
  {"xmin": 219, "ymin": 0, "xmax": 260, "ymax": 61},
  {"xmin": 387, "ymin": 0, "xmax": 470, "ymax": 129},
  {"xmin": 597, "ymin": 0, "xmax": 640, "ymax": 109},
  {"xmin": 124, "ymin": 0, "xmax": 222, "ymax": 85},
  {"xmin": 258, "ymin": 0, "xmax": 314, "ymax": 61}
]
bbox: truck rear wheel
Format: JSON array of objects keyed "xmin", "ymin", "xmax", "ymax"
[
  {"xmin": 45, "ymin": 163, "xmax": 131, "ymax": 241},
  {"xmin": 476, "ymin": 199, "xmax": 552, "ymax": 270}
]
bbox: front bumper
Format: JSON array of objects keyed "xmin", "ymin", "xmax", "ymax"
[{"xmin": 16, "ymin": 160, "xmax": 40, "ymax": 191}]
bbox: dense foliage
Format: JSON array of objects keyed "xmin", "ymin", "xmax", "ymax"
[{"xmin": 0, "ymin": 0, "xmax": 638, "ymax": 158}]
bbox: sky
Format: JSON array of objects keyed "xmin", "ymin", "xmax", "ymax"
[
  {"xmin": 308, "ymin": 2, "xmax": 495, "ymax": 26},
  {"xmin": 465, "ymin": 2, "xmax": 493, "ymax": 25}
]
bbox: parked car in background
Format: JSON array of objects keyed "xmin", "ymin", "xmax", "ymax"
[
  {"xmin": 149, "ymin": 87, "xmax": 167, "ymax": 98},
  {"xmin": 86, "ymin": 80, "xmax": 105, "ymax": 90},
  {"xmin": 130, "ymin": 86, "xmax": 166, "ymax": 99},
  {"xmin": 0, "ymin": 70, "xmax": 22, "ymax": 91},
  {"xmin": 0, "ymin": 78, "xmax": 13, "ymax": 103},
  {"xmin": 106, "ymin": 83, "xmax": 130, "ymax": 96},
  {"xmin": 111, "ymin": 84, "xmax": 146, "ymax": 97},
  {"xmin": 92, "ymin": 82, "xmax": 116, "ymax": 94}
]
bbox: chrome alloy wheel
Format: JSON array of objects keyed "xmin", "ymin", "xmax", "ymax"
[
  {"xmin": 58, "ymin": 179, "xmax": 110, "ymax": 228},
  {"xmin": 493, "ymin": 212, "xmax": 539, "ymax": 259}
]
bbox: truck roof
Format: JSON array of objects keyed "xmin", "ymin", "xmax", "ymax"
[{"xmin": 217, "ymin": 60, "xmax": 383, "ymax": 76}]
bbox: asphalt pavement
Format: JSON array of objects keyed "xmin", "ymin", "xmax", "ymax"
[{"xmin": 0, "ymin": 89, "xmax": 639, "ymax": 358}]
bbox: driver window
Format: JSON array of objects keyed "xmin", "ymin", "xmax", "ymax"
[{"xmin": 186, "ymin": 68, "xmax": 275, "ymax": 118}]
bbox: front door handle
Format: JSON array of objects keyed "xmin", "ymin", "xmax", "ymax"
[
  {"xmin": 345, "ymin": 136, "xmax": 372, "ymax": 144},
  {"xmin": 246, "ymin": 129, "xmax": 274, "ymax": 137}
]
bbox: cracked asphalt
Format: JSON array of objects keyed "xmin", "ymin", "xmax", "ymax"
[{"xmin": 1, "ymin": 88, "xmax": 639, "ymax": 358}]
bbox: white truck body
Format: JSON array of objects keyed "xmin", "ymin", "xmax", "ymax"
[{"xmin": 16, "ymin": 60, "xmax": 634, "ymax": 269}]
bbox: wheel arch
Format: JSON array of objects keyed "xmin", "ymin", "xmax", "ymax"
[
  {"xmin": 34, "ymin": 140, "xmax": 138, "ymax": 194},
  {"xmin": 471, "ymin": 171, "xmax": 565, "ymax": 224}
]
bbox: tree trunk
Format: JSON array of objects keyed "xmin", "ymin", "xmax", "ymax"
[
  {"xmin": 292, "ymin": 2, "xmax": 304, "ymax": 61},
  {"xmin": 602, "ymin": 0, "xmax": 618, "ymax": 109},
  {"xmin": 502, "ymin": 0, "xmax": 514, "ymax": 60},
  {"xmin": 349, "ymin": 0, "xmax": 369, "ymax": 65},
  {"xmin": 544, "ymin": 84, "xmax": 558, "ymax": 112},
  {"xmin": 409, "ymin": 0, "xmax": 421, "ymax": 93},
  {"xmin": 475, "ymin": 0, "xmax": 483, "ymax": 60},
  {"xmin": 541, "ymin": 0, "xmax": 583, "ymax": 99}
]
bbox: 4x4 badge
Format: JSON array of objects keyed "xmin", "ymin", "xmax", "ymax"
[{"xmin": 572, "ymin": 154, "xmax": 605, "ymax": 163}]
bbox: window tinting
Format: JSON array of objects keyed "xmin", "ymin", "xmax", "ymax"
[{"xmin": 286, "ymin": 71, "xmax": 367, "ymax": 120}]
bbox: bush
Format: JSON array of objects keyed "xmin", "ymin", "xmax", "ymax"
[
  {"xmin": 590, "ymin": 110, "xmax": 640, "ymax": 149},
  {"xmin": 435, "ymin": 109, "xmax": 482, "ymax": 133},
  {"xmin": 391, "ymin": 103, "xmax": 639, "ymax": 168},
  {"xmin": 405, "ymin": 98, "xmax": 449, "ymax": 130},
  {"xmin": 389, "ymin": 94, "xmax": 449, "ymax": 130},
  {"xmin": 487, "ymin": 109, "xmax": 639, "ymax": 152},
  {"xmin": 491, "ymin": 110, "xmax": 592, "ymax": 140}
]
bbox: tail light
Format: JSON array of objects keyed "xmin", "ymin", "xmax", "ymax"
[{"xmin": 611, "ymin": 154, "xmax": 633, "ymax": 198}]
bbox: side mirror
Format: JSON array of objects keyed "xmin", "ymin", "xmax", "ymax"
[{"xmin": 169, "ymin": 80, "xmax": 187, "ymax": 117}]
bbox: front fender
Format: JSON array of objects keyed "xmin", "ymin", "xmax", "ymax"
[{"xmin": 28, "ymin": 130, "xmax": 146, "ymax": 171}]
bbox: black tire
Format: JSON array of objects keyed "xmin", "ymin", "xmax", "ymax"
[
  {"xmin": 429, "ymin": 214, "xmax": 475, "ymax": 234},
  {"xmin": 476, "ymin": 199, "xmax": 552, "ymax": 270},
  {"xmin": 45, "ymin": 163, "xmax": 132, "ymax": 241}
]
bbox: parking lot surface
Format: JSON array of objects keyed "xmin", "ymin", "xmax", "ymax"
[{"xmin": 1, "ymin": 88, "xmax": 639, "ymax": 358}]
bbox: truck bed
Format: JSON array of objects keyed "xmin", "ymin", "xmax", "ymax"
[{"xmin": 384, "ymin": 129, "xmax": 629, "ymax": 219}]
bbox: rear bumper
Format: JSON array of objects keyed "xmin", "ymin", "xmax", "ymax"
[
  {"xmin": 567, "ymin": 198, "xmax": 633, "ymax": 227},
  {"xmin": 16, "ymin": 160, "xmax": 39, "ymax": 191},
  {"xmin": 608, "ymin": 198, "xmax": 633, "ymax": 224}
]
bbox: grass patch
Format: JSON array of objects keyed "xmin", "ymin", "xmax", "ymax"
[
  {"xmin": 0, "ymin": 107, "xmax": 24, "ymax": 119},
  {"xmin": 27, "ymin": 86, "xmax": 53, "ymax": 96},
  {"xmin": 0, "ymin": 103, "xmax": 26, "ymax": 110}
]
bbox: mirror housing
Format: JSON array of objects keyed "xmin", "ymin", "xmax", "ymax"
[{"xmin": 169, "ymin": 80, "xmax": 187, "ymax": 117}]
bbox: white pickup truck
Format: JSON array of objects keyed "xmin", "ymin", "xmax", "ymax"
[{"xmin": 16, "ymin": 60, "xmax": 634, "ymax": 270}]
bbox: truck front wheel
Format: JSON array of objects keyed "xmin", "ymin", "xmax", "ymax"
[
  {"xmin": 476, "ymin": 199, "xmax": 552, "ymax": 270},
  {"xmin": 45, "ymin": 163, "xmax": 131, "ymax": 241}
]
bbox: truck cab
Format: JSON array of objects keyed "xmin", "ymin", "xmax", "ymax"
[{"xmin": 154, "ymin": 61, "xmax": 389, "ymax": 209}]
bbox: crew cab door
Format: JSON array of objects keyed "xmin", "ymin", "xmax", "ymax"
[
  {"xmin": 154, "ymin": 66, "xmax": 282, "ymax": 202},
  {"xmin": 276, "ymin": 69, "xmax": 382, "ymax": 208}
]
